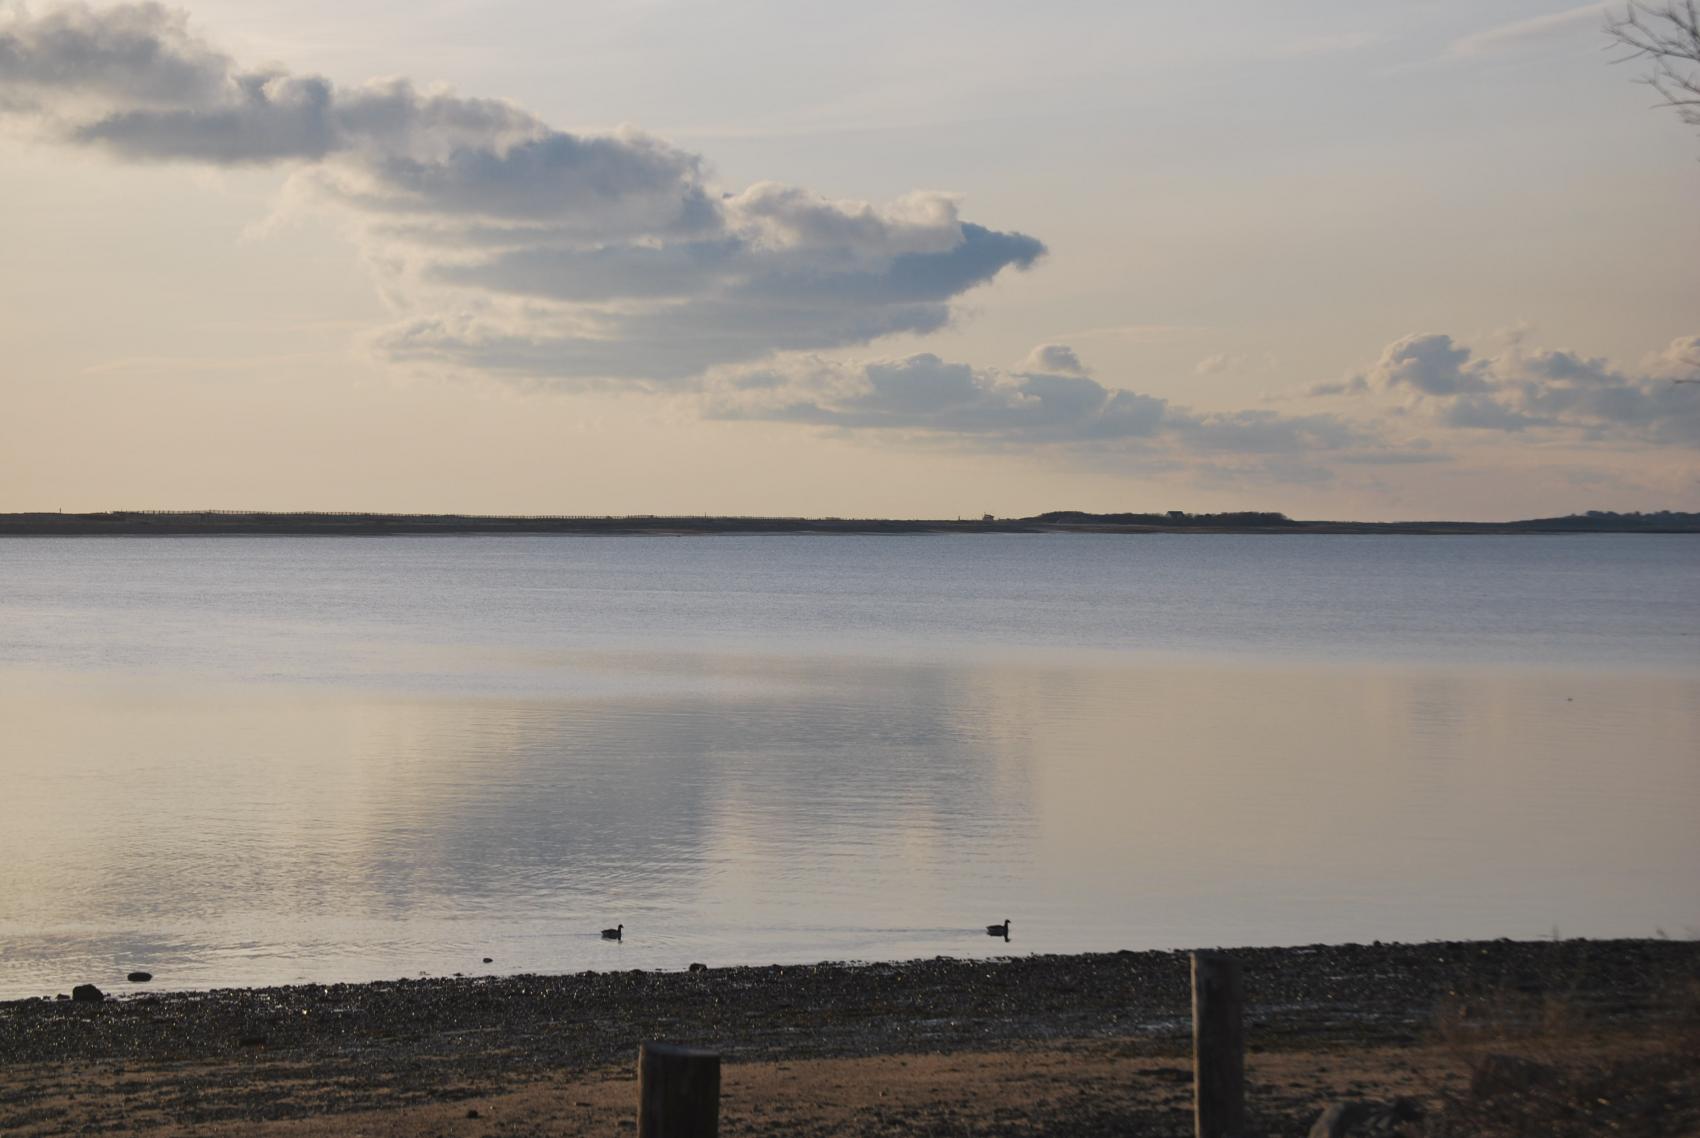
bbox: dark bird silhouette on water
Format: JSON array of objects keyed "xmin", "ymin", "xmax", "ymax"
[
  {"xmin": 987, "ymin": 919, "xmax": 1010, "ymax": 939},
  {"xmin": 602, "ymin": 924, "xmax": 623, "ymax": 940}
]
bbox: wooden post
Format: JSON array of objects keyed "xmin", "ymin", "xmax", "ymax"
[
  {"xmin": 637, "ymin": 1042, "xmax": 720, "ymax": 1138},
  {"xmin": 1192, "ymin": 952, "xmax": 1245, "ymax": 1138}
]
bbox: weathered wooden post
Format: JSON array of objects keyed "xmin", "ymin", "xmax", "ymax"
[
  {"xmin": 637, "ymin": 1042, "xmax": 720, "ymax": 1138},
  {"xmin": 1192, "ymin": 952, "xmax": 1245, "ymax": 1138}
]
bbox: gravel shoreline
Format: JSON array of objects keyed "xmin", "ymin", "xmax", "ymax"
[{"xmin": 2, "ymin": 938, "xmax": 1695, "ymax": 1133}]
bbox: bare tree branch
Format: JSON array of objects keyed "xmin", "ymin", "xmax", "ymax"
[{"xmin": 1607, "ymin": 1, "xmax": 1700, "ymax": 127}]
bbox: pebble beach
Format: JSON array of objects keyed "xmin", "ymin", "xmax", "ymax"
[{"xmin": 2, "ymin": 938, "xmax": 1695, "ymax": 1135}]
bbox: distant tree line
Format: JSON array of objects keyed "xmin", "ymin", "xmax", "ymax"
[
  {"xmin": 1515, "ymin": 510, "xmax": 1700, "ymax": 530},
  {"xmin": 4, "ymin": 509, "xmax": 1695, "ymax": 536},
  {"xmin": 1028, "ymin": 511, "xmax": 1296, "ymax": 527}
]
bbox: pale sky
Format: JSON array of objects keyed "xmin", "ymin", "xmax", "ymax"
[{"xmin": 1, "ymin": 0, "xmax": 1696, "ymax": 519}]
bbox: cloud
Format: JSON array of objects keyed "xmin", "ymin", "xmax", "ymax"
[
  {"xmin": 1438, "ymin": 395, "xmax": 1543, "ymax": 432},
  {"xmin": 708, "ymin": 352, "xmax": 1163, "ymax": 441},
  {"xmin": 1367, "ymin": 333, "xmax": 1491, "ymax": 396},
  {"xmin": 1194, "ymin": 352, "xmax": 1242, "ymax": 376},
  {"xmin": 1164, "ymin": 408, "xmax": 1371, "ymax": 454},
  {"xmin": 1021, "ymin": 344, "xmax": 1086, "ymax": 375},
  {"xmin": 12, "ymin": 4, "xmax": 1682, "ymax": 492},
  {"xmin": 1648, "ymin": 335, "xmax": 1700, "ymax": 379},
  {"xmin": 704, "ymin": 345, "xmax": 1415, "ymax": 478},
  {"xmin": 0, "ymin": 2, "xmax": 1045, "ymax": 382},
  {"xmin": 1332, "ymin": 331, "xmax": 1700, "ymax": 447},
  {"xmin": 1446, "ymin": 3, "xmax": 1606, "ymax": 58},
  {"xmin": 380, "ymin": 289, "xmax": 972, "ymax": 384},
  {"xmin": 0, "ymin": 1, "xmax": 230, "ymax": 107},
  {"xmin": 1305, "ymin": 376, "xmax": 1368, "ymax": 398}
]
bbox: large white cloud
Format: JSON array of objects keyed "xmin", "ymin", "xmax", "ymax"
[{"xmin": 1, "ymin": 2, "xmax": 1045, "ymax": 382}]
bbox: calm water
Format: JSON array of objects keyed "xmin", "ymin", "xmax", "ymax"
[{"xmin": 1, "ymin": 534, "xmax": 1697, "ymax": 998}]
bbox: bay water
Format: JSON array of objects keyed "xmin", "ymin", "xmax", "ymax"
[{"xmin": 1, "ymin": 534, "xmax": 1696, "ymax": 997}]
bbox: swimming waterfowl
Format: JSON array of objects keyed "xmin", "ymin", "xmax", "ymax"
[
  {"xmin": 987, "ymin": 919, "xmax": 1010, "ymax": 938},
  {"xmin": 601, "ymin": 924, "xmax": 623, "ymax": 940}
]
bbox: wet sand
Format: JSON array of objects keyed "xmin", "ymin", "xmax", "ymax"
[{"xmin": 2, "ymin": 939, "xmax": 1695, "ymax": 1136}]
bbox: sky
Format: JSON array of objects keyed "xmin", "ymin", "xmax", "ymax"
[{"xmin": 1, "ymin": 0, "xmax": 1696, "ymax": 520}]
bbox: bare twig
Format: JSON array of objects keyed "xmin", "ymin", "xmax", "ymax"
[{"xmin": 1607, "ymin": 1, "xmax": 1700, "ymax": 127}]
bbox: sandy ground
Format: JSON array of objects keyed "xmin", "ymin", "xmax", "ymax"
[
  {"xmin": 2, "ymin": 1037, "xmax": 1476, "ymax": 1137},
  {"xmin": 3, "ymin": 940, "xmax": 1695, "ymax": 1136}
]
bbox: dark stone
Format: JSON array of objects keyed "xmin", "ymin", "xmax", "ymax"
[
  {"xmin": 55, "ymin": 993, "xmax": 69, "ymax": 1001},
  {"xmin": 1309, "ymin": 1098, "xmax": 1424, "ymax": 1138},
  {"xmin": 689, "ymin": 962, "xmax": 708, "ymax": 972},
  {"xmin": 466, "ymin": 1108, "xmax": 480, "ymax": 1119},
  {"xmin": 127, "ymin": 972, "xmax": 152, "ymax": 983},
  {"xmin": 70, "ymin": 984, "xmax": 104, "ymax": 1003}
]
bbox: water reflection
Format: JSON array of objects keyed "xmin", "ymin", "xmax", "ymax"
[{"xmin": 1, "ymin": 652, "xmax": 1697, "ymax": 998}]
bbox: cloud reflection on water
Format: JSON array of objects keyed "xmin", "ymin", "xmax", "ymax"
[{"xmin": 2, "ymin": 647, "xmax": 1697, "ymax": 997}]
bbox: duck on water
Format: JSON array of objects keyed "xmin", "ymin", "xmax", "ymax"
[
  {"xmin": 601, "ymin": 925, "xmax": 623, "ymax": 941},
  {"xmin": 987, "ymin": 919, "xmax": 1010, "ymax": 939}
]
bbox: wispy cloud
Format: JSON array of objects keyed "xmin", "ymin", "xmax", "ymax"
[
  {"xmin": 1195, "ymin": 353, "xmax": 1243, "ymax": 376},
  {"xmin": 1446, "ymin": 3, "xmax": 1606, "ymax": 58}
]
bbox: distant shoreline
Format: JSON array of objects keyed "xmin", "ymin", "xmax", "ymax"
[{"xmin": 3, "ymin": 509, "xmax": 1698, "ymax": 536}]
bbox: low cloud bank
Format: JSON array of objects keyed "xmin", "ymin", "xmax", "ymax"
[
  {"xmin": 1344, "ymin": 332, "xmax": 1700, "ymax": 446},
  {"xmin": 705, "ymin": 349, "xmax": 1428, "ymax": 481}
]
